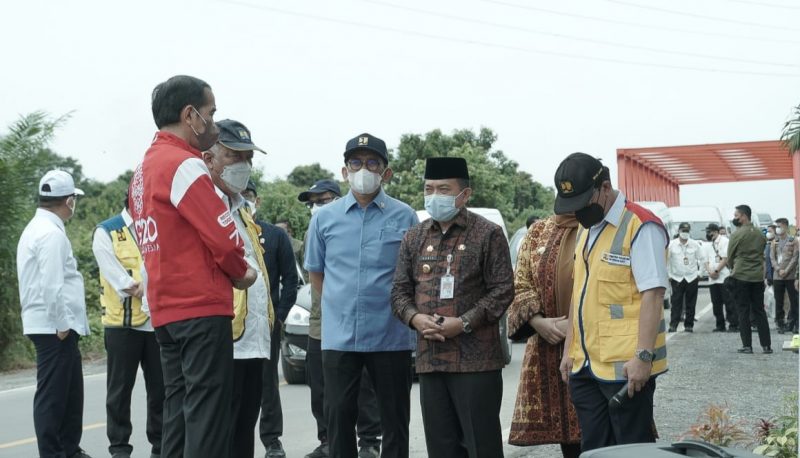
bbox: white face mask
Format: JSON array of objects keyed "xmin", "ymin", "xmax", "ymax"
[
  {"xmin": 776, "ymin": 227, "xmax": 785, "ymax": 236},
  {"xmin": 347, "ymin": 169, "xmax": 383, "ymax": 195},
  {"xmin": 220, "ymin": 161, "xmax": 252, "ymax": 194},
  {"xmin": 679, "ymin": 232, "xmax": 690, "ymax": 241},
  {"xmin": 424, "ymin": 191, "xmax": 464, "ymax": 222},
  {"xmin": 767, "ymin": 232, "xmax": 775, "ymax": 240}
]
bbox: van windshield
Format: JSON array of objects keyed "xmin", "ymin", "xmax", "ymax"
[{"xmin": 669, "ymin": 222, "xmax": 717, "ymax": 241}]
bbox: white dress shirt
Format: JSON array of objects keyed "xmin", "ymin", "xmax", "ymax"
[
  {"xmin": 702, "ymin": 235, "xmax": 730, "ymax": 285},
  {"xmin": 17, "ymin": 208, "xmax": 89, "ymax": 335},
  {"xmin": 91, "ymin": 209, "xmax": 153, "ymax": 332},
  {"xmin": 217, "ymin": 188, "xmax": 272, "ymax": 360},
  {"xmin": 586, "ymin": 192, "xmax": 669, "ymax": 293},
  {"xmin": 667, "ymin": 238, "xmax": 702, "ymax": 282}
]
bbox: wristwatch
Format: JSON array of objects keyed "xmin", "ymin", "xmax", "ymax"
[
  {"xmin": 634, "ymin": 348, "xmax": 654, "ymax": 363},
  {"xmin": 460, "ymin": 316, "xmax": 472, "ymax": 334}
]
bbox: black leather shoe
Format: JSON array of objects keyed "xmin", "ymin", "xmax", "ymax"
[
  {"xmin": 763, "ymin": 347, "xmax": 773, "ymax": 354},
  {"xmin": 668, "ymin": 326, "xmax": 677, "ymax": 333},
  {"xmin": 684, "ymin": 327, "xmax": 693, "ymax": 333},
  {"xmin": 737, "ymin": 347, "xmax": 753, "ymax": 354},
  {"xmin": 713, "ymin": 327, "xmax": 725, "ymax": 332},
  {"xmin": 728, "ymin": 326, "xmax": 739, "ymax": 333}
]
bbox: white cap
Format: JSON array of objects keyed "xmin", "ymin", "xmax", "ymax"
[{"xmin": 38, "ymin": 170, "xmax": 84, "ymax": 197}]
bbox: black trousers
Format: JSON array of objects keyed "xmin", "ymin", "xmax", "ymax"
[
  {"xmin": 569, "ymin": 368, "xmax": 656, "ymax": 452},
  {"xmin": 28, "ymin": 331, "xmax": 84, "ymax": 458},
  {"xmin": 774, "ymin": 279, "xmax": 799, "ymax": 330},
  {"xmin": 154, "ymin": 316, "xmax": 234, "ymax": 458},
  {"xmin": 322, "ymin": 350, "xmax": 412, "ymax": 458},
  {"xmin": 231, "ymin": 358, "xmax": 264, "ymax": 458},
  {"xmin": 734, "ymin": 280, "xmax": 772, "ymax": 348},
  {"xmin": 418, "ymin": 371, "xmax": 504, "ymax": 458},
  {"xmin": 259, "ymin": 319, "xmax": 283, "ymax": 446},
  {"xmin": 709, "ymin": 283, "xmax": 737, "ymax": 329},
  {"xmin": 104, "ymin": 327, "xmax": 164, "ymax": 456},
  {"xmin": 307, "ymin": 337, "xmax": 381, "ymax": 447},
  {"xmin": 669, "ymin": 278, "xmax": 699, "ymax": 328}
]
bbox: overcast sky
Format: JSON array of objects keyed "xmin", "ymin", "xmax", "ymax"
[{"xmin": 3, "ymin": 0, "xmax": 798, "ymax": 221}]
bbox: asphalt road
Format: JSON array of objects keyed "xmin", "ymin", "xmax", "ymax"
[{"xmin": 1, "ymin": 289, "xmax": 797, "ymax": 457}]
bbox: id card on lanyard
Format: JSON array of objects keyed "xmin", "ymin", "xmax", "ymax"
[{"xmin": 440, "ymin": 254, "xmax": 455, "ymax": 300}]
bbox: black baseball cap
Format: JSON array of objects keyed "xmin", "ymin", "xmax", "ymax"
[
  {"xmin": 678, "ymin": 222, "xmax": 691, "ymax": 231},
  {"xmin": 705, "ymin": 223, "xmax": 720, "ymax": 232},
  {"xmin": 216, "ymin": 119, "xmax": 266, "ymax": 154},
  {"xmin": 298, "ymin": 179, "xmax": 342, "ymax": 202},
  {"xmin": 343, "ymin": 133, "xmax": 388, "ymax": 164},
  {"xmin": 553, "ymin": 153, "xmax": 605, "ymax": 214}
]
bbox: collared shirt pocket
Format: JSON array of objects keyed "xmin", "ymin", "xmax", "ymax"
[{"xmin": 379, "ymin": 229, "xmax": 406, "ymax": 267}]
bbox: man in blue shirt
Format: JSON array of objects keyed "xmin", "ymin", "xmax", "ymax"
[{"xmin": 305, "ymin": 133, "xmax": 418, "ymax": 458}]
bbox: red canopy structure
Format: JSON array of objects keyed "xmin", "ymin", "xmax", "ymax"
[{"xmin": 617, "ymin": 141, "xmax": 799, "ymax": 225}]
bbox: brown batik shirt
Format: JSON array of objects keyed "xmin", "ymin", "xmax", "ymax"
[{"xmin": 391, "ymin": 208, "xmax": 514, "ymax": 373}]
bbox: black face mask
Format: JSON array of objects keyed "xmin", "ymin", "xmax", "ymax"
[
  {"xmin": 575, "ymin": 203, "xmax": 605, "ymax": 229},
  {"xmin": 706, "ymin": 232, "xmax": 714, "ymax": 241},
  {"xmin": 732, "ymin": 218, "xmax": 742, "ymax": 227}
]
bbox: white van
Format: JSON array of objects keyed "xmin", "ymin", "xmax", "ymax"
[
  {"xmin": 666, "ymin": 206, "xmax": 725, "ymax": 241},
  {"xmin": 636, "ymin": 201, "xmax": 673, "ymax": 228}
]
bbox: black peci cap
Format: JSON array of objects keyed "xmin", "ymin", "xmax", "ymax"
[
  {"xmin": 424, "ymin": 157, "xmax": 469, "ymax": 180},
  {"xmin": 553, "ymin": 153, "xmax": 604, "ymax": 214},
  {"xmin": 679, "ymin": 222, "xmax": 691, "ymax": 231}
]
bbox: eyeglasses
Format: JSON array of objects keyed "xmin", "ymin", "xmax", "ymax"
[
  {"xmin": 347, "ymin": 158, "xmax": 382, "ymax": 172},
  {"xmin": 305, "ymin": 196, "xmax": 335, "ymax": 208}
]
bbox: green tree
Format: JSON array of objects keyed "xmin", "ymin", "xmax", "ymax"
[
  {"xmin": 287, "ymin": 163, "xmax": 335, "ymax": 188},
  {"xmin": 781, "ymin": 103, "xmax": 800, "ymax": 155},
  {"xmin": 386, "ymin": 127, "xmax": 554, "ymax": 233}
]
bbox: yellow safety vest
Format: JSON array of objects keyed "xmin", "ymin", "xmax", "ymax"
[
  {"xmin": 568, "ymin": 208, "xmax": 668, "ymax": 381},
  {"xmin": 98, "ymin": 217, "xmax": 149, "ymax": 328},
  {"xmin": 232, "ymin": 207, "xmax": 275, "ymax": 341}
]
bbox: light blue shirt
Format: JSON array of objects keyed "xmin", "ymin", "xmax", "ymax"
[
  {"xmin": 587, "ymin": 192, "xmax": 669, "ymax": 292},
  {"xmin": 305, "ymin": 188, "xmax": 419, "ymax": 352}
]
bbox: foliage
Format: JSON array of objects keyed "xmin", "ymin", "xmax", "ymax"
[
  {"xmin": 287, "ymin": 163, "xmax": 335, "ymax": 189},
  {"xmin": 682, "ymin": 402, "xmax": 751, "ymax": 447},
  {"xmin": 754, "ymin": 393, "xmax": 799, "ymax": 457},
  {"xmin": 385, "ymin": 127, "xmax": 554, "ymax": 234},
  {"xmin": 781, "ymin": 103, "xmax": 800, "ymax": 156}
]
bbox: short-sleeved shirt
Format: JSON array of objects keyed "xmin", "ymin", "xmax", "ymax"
[{"xmin": 304, "ymin": 188, "xmax": 418, "ymax": 352}]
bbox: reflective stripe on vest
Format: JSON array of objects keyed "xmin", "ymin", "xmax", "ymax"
[
  {"xmin": 231, "ymin": 208, "xmax": 274, "ymax": 341},
  {"xmin": 97, "ymin": 217, "xmax": 148, "ymax": 328},
  {"xmin": 569, "ymin": 209, "xmax": 668, "ymax": 381}
]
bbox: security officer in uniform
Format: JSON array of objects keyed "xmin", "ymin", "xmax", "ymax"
[
  {"xmin": 554, "ymin": 153, "xmax": 669, "ymax": 452},
  {"xmin": 93, "ymin": 195, "xmax": 164, "ymax": 458}
]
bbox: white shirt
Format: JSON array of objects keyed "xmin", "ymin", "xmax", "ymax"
[
  {"xmin": 702, "ymin": 235, "xmax": 730, "ymax": 284},
  {"xmin": 17, "ymin": 208, "xmax": 89, "ymax": 335},
  {"xmin": 667, "ymin": 237, "xmax": 702, "ymax": 282},
  {"xmin": 91, "ymin": 210, "xmax": 153, "ymax": 332},
  {"xmin": 587, "ymin": 192, "xmax": 669, "ymax": 292},
  {"xmin": 217, "ymin": 188, "xmax": 272, "ymax": 360}
]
